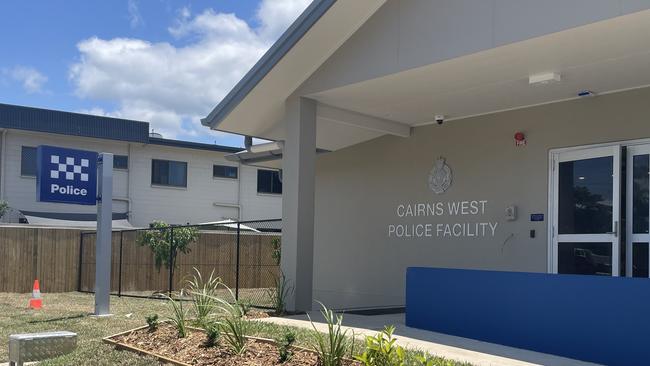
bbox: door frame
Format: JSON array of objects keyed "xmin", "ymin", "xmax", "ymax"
[
  {"xmin": 547, "ymin": 138, "xmax": 650, "ymax": 275},
  {"xmin": 549, "ymin": 146, "xmax": 621, "ymax": 276},
  {"xmin": 625, "ymin": 144, "xmax": 650, "ymax": 277}
]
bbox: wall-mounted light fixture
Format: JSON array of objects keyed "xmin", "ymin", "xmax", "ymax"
[{"xmin": 529, "ymin": 72, "xmax": 561, "ymax": 85}]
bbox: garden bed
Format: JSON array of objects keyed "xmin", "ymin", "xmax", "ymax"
[{"xmin": 104, "ymin": 323, "xmax": 357, "ymax": 366}]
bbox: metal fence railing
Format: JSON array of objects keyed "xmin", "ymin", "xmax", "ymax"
[{"xmin": 78, "ymin": 219, "xmax": 281, "ymax": 308}]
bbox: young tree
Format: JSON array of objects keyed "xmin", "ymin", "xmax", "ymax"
[
  {"xmin": 136, "ymin": 221, "xmax": 199, "ymax": 276},
  {"xmin": 0, "ymin": 200, "xmax": 8, "ymax": 218},
  {"xmin": 271, "ymin": 237, "xmax": 281, "ymax": 265}
]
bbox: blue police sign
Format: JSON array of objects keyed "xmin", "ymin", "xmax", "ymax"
[{"xmin": 36, "ymin": 145, "xmax": 98, "ymax": 205}]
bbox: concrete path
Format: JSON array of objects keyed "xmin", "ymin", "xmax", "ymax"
[{"xmin": 258, "ymin": 312, "xmax": 601, "ymax": 366}]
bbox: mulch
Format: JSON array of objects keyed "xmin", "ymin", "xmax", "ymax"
[
  {"xmin": 245, "ymin": 310, "xmax": 271, "ymax": 319},
  {"xmin": 110, "ymin": 323, "xmax": 356, "ymax": 366}
]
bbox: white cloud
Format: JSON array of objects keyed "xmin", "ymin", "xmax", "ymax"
[
  {"xmin": 257, "ymin": 0, "xmax": 312, "ymax": 40},
  {"xmin": 5, "ymin": 66, "xmax": 48, "ymax": 94},
  {"xmin": 127, "ymin": 0, "xmax": 143, "ymax": 28},
  {"xmin": 69, "ymin": 0, "xmax": 310, "ymax": 141},
  {"xmin": 76, "ymin": 107, "xmax": 109, "ymax": 116}
]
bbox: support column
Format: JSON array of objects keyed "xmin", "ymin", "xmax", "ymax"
[
  {"xmin": 95, "ymin": 153, "xmax": 113, "ymax": 316},
  {"xmin": 281, "ymin": 97, "xmax": 316, "ymax": 312}
]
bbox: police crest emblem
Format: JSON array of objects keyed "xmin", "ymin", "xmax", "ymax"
[{"xmin": 428, "ymin": 157, "xmax": 452, "ymax": 194}]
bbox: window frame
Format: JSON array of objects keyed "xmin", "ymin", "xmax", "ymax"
[
  {"xmin": 20, "ymin": 146, "xmax": 37, "ymax": 177},
  {"xmin": 151, "ymin": 158, "xmax": 188, "ymax": 188},
  {"xmin": 213, "ymin": 164, "xmax": 238, "ymax": 180},
  {"xmin": 113, "ymin": 155, "xmax": 129, "ymax": 170},
  {"xmin": 256, "ymin": 169, "xmax": 282, "ymax": 195}
]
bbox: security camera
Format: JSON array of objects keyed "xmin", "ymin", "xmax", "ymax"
[{"xmin": 434, "ymin": 115, "xmax": 445, "ymax": 125}]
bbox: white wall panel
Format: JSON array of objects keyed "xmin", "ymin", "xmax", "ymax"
[{"xmin": 0, "ymin": 130, "xmax": 282, "ymax": 227}]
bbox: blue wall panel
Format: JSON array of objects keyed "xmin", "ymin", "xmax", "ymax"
[{"xmin": 406, "ymin": 267, "xmax": 650, "ymax": 365}]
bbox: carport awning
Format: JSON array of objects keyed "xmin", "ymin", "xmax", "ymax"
[
  {"xmin": 22, "ymin": 216, "xmax": 134, "ymax": 229},
  {"xmin": 196, "ymin": 219, "xmax": 260, "ymax": 233},
  {"xmin": 18, "ymin": 210, "xmax": 133, "ymax": 229}
]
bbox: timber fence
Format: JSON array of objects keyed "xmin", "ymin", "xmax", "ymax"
[{"xmin": 0, "ymin": 219, "xmax": 282, "ymax": 308}]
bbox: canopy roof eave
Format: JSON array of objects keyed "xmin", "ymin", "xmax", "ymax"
[{"xmin": 201, "ymin": 0, "xmax": 386, "ymax": 140}]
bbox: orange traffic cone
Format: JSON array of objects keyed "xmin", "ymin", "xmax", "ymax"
[{"xmin": 29, "ymin": 279, "xmax": 42, "ymax": 310}]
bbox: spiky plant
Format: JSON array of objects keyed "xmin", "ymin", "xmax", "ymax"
[
  {"xmin": 209, "ymin": 282, "xmax": 249, "ymax": 355},
  {"xmin": 266, "ymin": 271, "xmax": 293, "ymax": 315},
  {"xmin": 185, "ymin": 267, "xmax": 221, "ymax": 326},
  {"xmin": 308, "ymin": 302, "xmax": 354, "ymax": 366},
  {"xmin": 162, "ymin": 291, "xmax": 188, "ymax": 338}
]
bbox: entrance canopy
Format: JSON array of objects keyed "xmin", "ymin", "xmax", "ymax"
[{"xmin": 203, "ymin": 3, "xmax": 650, "ymax": 154}]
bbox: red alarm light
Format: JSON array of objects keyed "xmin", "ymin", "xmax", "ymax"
[{"xmin": 514, "ymin": 132, "xmax": 526, "ymax": 146}]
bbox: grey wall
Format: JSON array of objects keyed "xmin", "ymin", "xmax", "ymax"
[
  {"xmin": 299, "ymin": 0, "xmax": 650, "ymax": 96},
  {"xmin": 312, "ymin": 87, "xmax": 650, "ymax": 309}
]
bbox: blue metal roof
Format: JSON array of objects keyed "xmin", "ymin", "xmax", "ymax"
[
  {"xmin": 0, "ymin": 102, "xmax": 149, "ymax": 143},
  {"xmin": 0, "ymin": 103, "xmax": 244, "ymax": 154},
  {"xmin": 148, "ymin": 137, "xmax": 243, "ymax": 154},
  {"xmin": 201, "ymin": 0, "xmax": 336, "ymax": 128}
]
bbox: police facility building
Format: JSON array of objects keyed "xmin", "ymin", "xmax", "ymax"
[
  {"xmin": 204, "ymin": 0, "xmax": 650, "ymax": 310},
  {"xmin": 201, "ymin": 2, "xmax": 650, "ymax": 362}
]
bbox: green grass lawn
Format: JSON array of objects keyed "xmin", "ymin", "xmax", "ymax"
[
  {"xmin": 0, "ymin": 292, "xmax": 320, "ymax": 365},
  {"xmin": 0, "ymin": 292, "xmax": 168, "ymax": 365},
  {"xmin": 0, "ymin": 292, "xmax": 470, "ymax": 366}
]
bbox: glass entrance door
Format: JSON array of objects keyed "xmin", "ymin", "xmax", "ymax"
[
  {"xmin": 626, "ymin": 145, "xmax": 650, "ymax": 277},
  {"xmin": 551, "ymin": 146, "xmax": 621, "ymax": 276}
]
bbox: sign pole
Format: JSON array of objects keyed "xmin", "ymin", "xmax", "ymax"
[{"xmin": 94, "ymin": 153, "xmax": 113, "ymax": 316}]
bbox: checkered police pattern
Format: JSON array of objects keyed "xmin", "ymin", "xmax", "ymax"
[{"xmin": 50, "ymin": 155, "xmax": 90, "ymax": 182}]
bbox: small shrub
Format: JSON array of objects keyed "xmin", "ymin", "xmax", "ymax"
[
  {"xmin": 308, "ymin": 302, "xmax": 354, "ymax": 366},
  {"xmin": 277, "ymin": 330, "xmax": 296, "ymax": 363},
  {"xmin": 415, "ymin": 354, "xmax": 436, "ymax": 366},
  {"xmin": 237, "ymin": 299, "xmax": 252, "ymax": 316},
  {"xmin": 413, "ymin": 353, "xmax": 455, "ymax": 366},
  {"xmin": 266, "ymin": 271, "xmax": 293, "ymax": 315},
  {"xmin": 145, "ymin": 314, "xmax": 159, "ymax": 332},
  {"xmin": 204, "ymin": 325, "xmax": 221, "ymax": 347},
  {"xmin": 355, "ymin": 326, "xmax": 405, "ymax": 366},
  {"xmin": 163, "ymin": 292, "xmax": 188, "ymax": 338}
]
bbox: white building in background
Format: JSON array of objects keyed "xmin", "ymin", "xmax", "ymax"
[{"xmin": 0, "ymin": 103, "xmax": 282, "ymax": 227}]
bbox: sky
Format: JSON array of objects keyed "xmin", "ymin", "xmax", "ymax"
[{"xmin": 0, "ymin": 0, "xmax": 311, "ymax": 147}]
